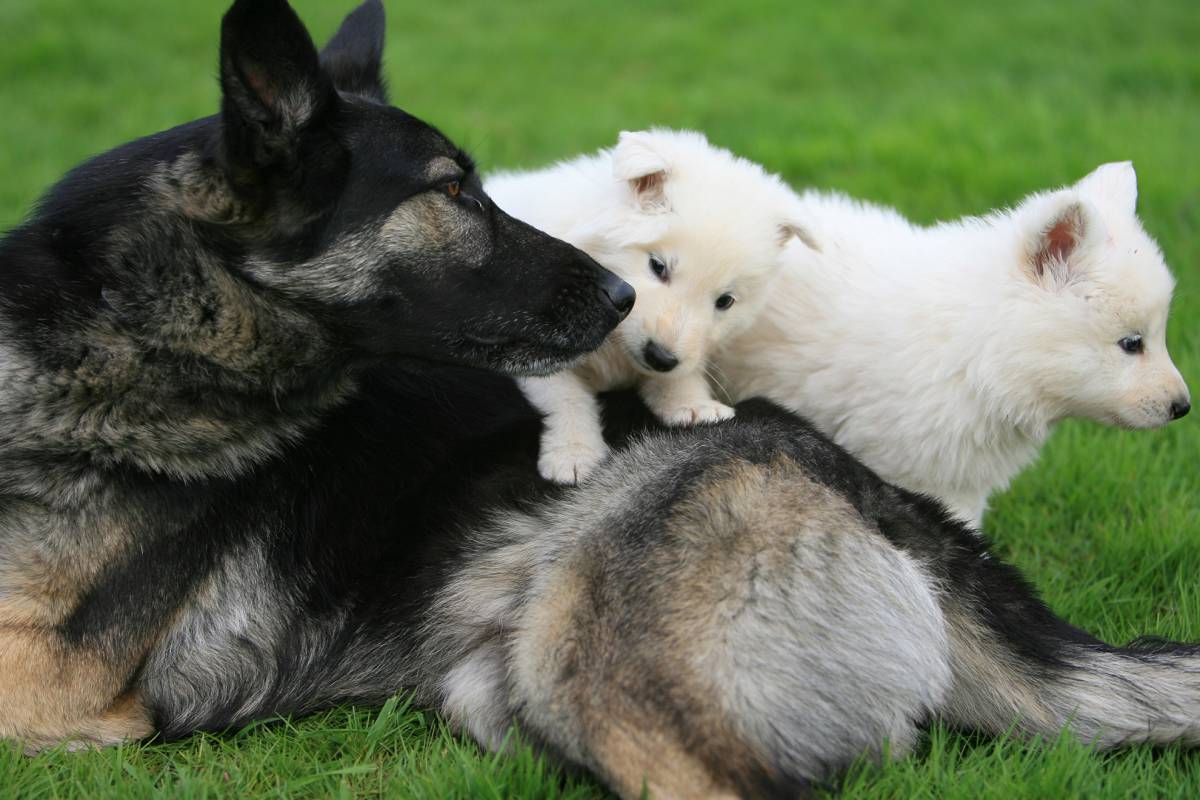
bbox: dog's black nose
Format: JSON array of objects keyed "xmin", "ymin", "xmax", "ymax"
[
  {"xmin": 600, "ymin": 273, "xmax": 636, "ymax": 320},
  {"xmin": 643, "ymin": 341, "xmax": 679, "ymax": 372},
  {"xmin": 1170, "ymin": 400, "xmax": 1191, "ymax": 420}
]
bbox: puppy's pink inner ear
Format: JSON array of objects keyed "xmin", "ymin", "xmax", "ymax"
[
  {"xmin": 631, "ymin": 170, "xmax": 669, "ymax": 211},
  {"xmin": 1035, "ymin": 209, "xmax": 1083, "ymax": 276},
  {"xmin": 634, "ymin": 172, "xmax": 664, "ymax": 196}
]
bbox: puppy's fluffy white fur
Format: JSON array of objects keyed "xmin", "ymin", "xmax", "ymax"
[
  {"xmin": 719, "ymin": 162, "xmax": 1190, "ymax": 526},
  {"xmin": 487, "ymin": 129, "xmax": 814, "ymax": 484}
]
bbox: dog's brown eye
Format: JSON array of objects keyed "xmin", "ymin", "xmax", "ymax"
[
  {"xmin": 445, "ymin": 181, "xmax": 461, "ymax": 198},
  {"xmin": 715, "ymin": 293, "xmax": 736, "ymax": 310},
  {"xmin": 1118, "ymin": 335, "xmax": 1143, "ymax": 354}
]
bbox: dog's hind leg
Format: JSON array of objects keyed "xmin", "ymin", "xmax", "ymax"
[
  {"xmin": 475, "ymin": 457, "xmax": 953, "ymax": 798},
  {"xmin": 438, "ymin": 636, "xmax": 742, "ymax": 800}
]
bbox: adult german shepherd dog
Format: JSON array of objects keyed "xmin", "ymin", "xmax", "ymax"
[{"xmin": 1, "ymin": 1, "xmax": 1198, "ymax": 797}]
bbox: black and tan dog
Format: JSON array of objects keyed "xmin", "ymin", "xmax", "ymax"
[
  {"xmin": 0, "ymin": 0, "xmax": 631, "ymax": 752},
  {"xmin": 2, "ymin": 1, "xmax": 1199, "ymax": 797}
]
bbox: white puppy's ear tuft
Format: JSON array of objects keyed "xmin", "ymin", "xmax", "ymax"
[
  {"xmin": 779, "ymin": 221, "xmax": 821, "ymax": 252},
  {"xmin": 613, "ymin": 131, "xmax": 670, "ymax": 211},
  {"xmin": 1075, "ymin": 161, "xmax": 1138, "ymax": 216},
  {"xmin": 1024, "ymin": 194, "xmax": 1103, "ymax": 287}
]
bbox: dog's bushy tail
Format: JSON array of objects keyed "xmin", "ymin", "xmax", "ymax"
[{"xmin": 938, "ymin": 559, "xmax": 1200, "ymax": 748}]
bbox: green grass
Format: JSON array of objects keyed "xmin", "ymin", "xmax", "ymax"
[{"xmin": 1, "ymin": 0, "xmax": 1198, "ymax": 796}]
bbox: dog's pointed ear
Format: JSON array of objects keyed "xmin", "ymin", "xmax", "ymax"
[
  {"xmin": 320, "ymin": 0, "xmax": 388, "ymax": 103},
  {"xmin": 1074, "ymin": 161, "xmax": 1138, "ymax": 217},
  {"xmin": 1023, "ymin": 193, "xmax": 1104, "ymax": 288},
  {"xmin": 613, "ymin": 131, "xmax": 671, "ymax": 212},
  {"xmin": 219, "ymin": 0, "xmax": 336, "ymax": 173},
  {"xmin": 778, "ymin": 221, "xmax": 821, "ymax": 252}
]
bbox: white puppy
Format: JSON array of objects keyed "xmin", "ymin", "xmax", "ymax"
[
  {"xmin": 487, "ymin": 129, "xmax": 815, "ymax": 484},
  {"xmin": 719, "ymin": 163, "xmax": 1190, "ymax": 526}
]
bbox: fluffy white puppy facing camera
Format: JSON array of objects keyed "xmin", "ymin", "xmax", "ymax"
[{"xmin": 487, "ymin": 129, "xmax": 817, "ymax": 484}]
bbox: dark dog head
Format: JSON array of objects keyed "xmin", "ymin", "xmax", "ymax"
[{"xmin": 212, "ymin": 0, "xmax": 632, "ymax": 375}]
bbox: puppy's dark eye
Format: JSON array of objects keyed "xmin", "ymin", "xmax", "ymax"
[
  {"xmin": 715, "ymin": 293, "xmax": 736, "ymax": 310},
  {"xmin": 1118, "ymin": 335, "xmax": 1144, "ymax": 354},
  {"xmin": 445, "ymin": 181, "xmax": 461, "ymax": 198},
  {"xmin": 649, "ymin": 255, "xmax": 669, "ymax": 282}
]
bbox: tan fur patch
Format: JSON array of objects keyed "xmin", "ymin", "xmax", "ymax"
[
  {"xmin": 510, "ymin": 456, "xmax": 829, "ymax": 798},
  {"xmin": 515, "ymin": 548, "xmax": 759, "ymax": 798},
  {"xmin": 0, "ymin": 508, "xmax": 154, "ymax": 750},
  {"xmin": 0, "ymin": 626, "xmax": 153, "ymax": 750},
  {"xmin": 1, "ymin": 558, "xmax": 89, "ymax": 629},
  {"xmin": 592, "ymin": 715, "xmax": 741, "ymax": 800},
  {"xmin": 144, "ymin": 153, "xmax": 253, "ymax": 225},
  {"xmin": 663, "ymin": 455, "xmax": 862, "ymax": 618},
  {"xmin": 0, "ymin": 507, "xmax": 134, "ymax": 630}
]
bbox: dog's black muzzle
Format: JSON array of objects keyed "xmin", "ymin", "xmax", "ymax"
[{"xmin": 600, "ymin": 271, "xmax": 636, "ymax": 320}]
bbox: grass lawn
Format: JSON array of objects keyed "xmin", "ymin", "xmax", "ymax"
[{"xmin": 2, "ymin": 0, "xmax": 1199, "ymax": 796}]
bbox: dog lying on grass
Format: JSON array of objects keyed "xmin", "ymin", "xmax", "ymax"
[
  {"xmin": 2, "ymin": 2, "xmax": 1200, "ymax": 799},
  {"xmin": 0, "ymin": 0, "xmax": 630, "ymax": 752},
  {"xmin": 720, "ymin": 163, "xmax": 1190, "ymax": 525}
]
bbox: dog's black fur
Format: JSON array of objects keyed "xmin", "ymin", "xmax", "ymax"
[
  {"xmin": 0, "ymin": 0, "xmax": 630, "ymax": 749},
  {"xmin": 2, "ymin": 1, "xmax": 629, "ymax": 382}
]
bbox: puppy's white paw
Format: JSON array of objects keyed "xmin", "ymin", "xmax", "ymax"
[
  {"xmin": 659, "ymin": 401, "xmax": 736, "ymax": 427},
  {"xmin": 538, "ymin": 439, "xmax": 609, "ymax": 484}
]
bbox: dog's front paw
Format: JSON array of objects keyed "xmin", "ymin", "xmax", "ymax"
[
  {"xmin": 659, "ymin": 401, "xmax": 736, "ymax": 427},
  {"xmin": 538, "ymin": 439, "xmax": 609, "ymax": 485}
]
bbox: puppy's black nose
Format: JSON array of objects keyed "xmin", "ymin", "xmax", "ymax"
[
  {"xmin": 600, "ymin": 273, "xmax": 636, "ymax": 320},
  {"xmin": 1170, "ymin": 400, "xmax": 1191, "ymax": 420},
  {"xmin": 643, "ymin": 341, "xmax": 679, "ymax": 372}
]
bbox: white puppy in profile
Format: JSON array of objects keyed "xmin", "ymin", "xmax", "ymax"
[
  {"xmin": 487, "ymin": 129, "xmax": 815, "ymax": 484},
  {"xmin": 719, "ymin": 162, "xmax": 1190, "ymax": 526}
]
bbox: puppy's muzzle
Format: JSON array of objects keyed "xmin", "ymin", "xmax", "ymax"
[{"xmin": 643, "ymin": 341, "xmax": 679, "ymax": 373}]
